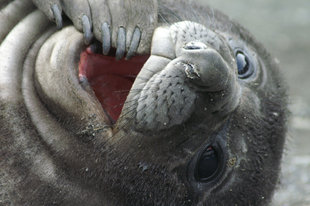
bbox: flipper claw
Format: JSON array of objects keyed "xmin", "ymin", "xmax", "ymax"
[
  {"xmin": 102, "ymin": 22, "xmax": 111, "ymax": 55},
  {"xmin": 51, "ymin": 4, "xmax": 63, "ymax": 29},
  {"xmin": 82, "ymin": 15, "xmax": 93, "ymax": 45},
  {"xmin": 126, "ymin": 27, "xmax": 141, "ymax": 60},
  {"xmin": 115, "ymin": 27, "xmax": 126, "ymax": 60}
]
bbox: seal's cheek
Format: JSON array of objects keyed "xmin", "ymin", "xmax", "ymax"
[{"xmin": 79, "ymin": 48, "xmax": 149, "ymax": 123}]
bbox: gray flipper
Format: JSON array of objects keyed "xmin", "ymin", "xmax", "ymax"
[{"xmin": 33, "ymin": 0, "xmax": 158, "ymax": 58}]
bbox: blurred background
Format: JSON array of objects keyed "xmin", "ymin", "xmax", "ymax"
[{"xmin": 197, "ymin": 0, "xmax": 310, "ymax": 205}]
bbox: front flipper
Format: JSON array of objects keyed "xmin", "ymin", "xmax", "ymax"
[{"xmin": 32, "ymin": 0, "xmax": 158, "ymax": 59}]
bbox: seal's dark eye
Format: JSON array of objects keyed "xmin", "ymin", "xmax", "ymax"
[
  {"xmin": 195, "ymin": 146, "xmax": 219, "ymax": 181},
  {"xmin": 235, "ymin": 51, "xmax": 254, "ymax": 79}
]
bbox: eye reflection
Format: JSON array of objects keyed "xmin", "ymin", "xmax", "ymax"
[{"xmin": 235, "ymin": 50, "xmax": 254, "ymax": 79}]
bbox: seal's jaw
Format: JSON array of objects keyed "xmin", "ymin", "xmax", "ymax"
[
  {"xmin": 78, "ymin": 47, "xmax": 149, "ymax": 124},
  {"xmin": 78, "ymin": 21, "xmax": 241, "ymax": 132}
]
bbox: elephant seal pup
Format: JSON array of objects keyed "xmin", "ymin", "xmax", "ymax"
[{"xmin": 0, "ymin": 0, "xmax": 287, "ymax": 205}]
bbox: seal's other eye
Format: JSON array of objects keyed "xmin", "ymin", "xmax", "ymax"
[
  {"xmin": 195, "ymin": 146, "xmax": 220, "ymax": 182},
  {"xmin": 235, "ymin": 50, "xmax": 254, "ymax": 79}
]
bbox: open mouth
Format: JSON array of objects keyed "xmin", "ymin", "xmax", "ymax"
[{"xmin": 78, "ymin": 45, "xmax": 149, "ymax": 124}]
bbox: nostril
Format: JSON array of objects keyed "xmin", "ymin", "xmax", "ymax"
[
  {"xmin": 184, "ymin": 63, "xmax": 200, "ymax": 80},
  {"xmin": 184, "ymin": 41, "xmax": 207, "ymax": 50}
]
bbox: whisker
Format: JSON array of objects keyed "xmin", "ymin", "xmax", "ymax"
[
  {"xmin": 164, "ymin": 6, "xmax": 182, "ymax": 22},
  {"xmin": 135, "ymin": 76, "xmax": 151, "ymax": 82},
  {"xmin": 158, "ymin": 12, "xmax": 169, "ymax": 25},
  {"xmin": 112, "ymin": 89, "xmax": 132, "ymax": 93},
  {"xmin": 159, "ymin": 4, "xmax": 182, "ymax": 25},
  {"xmin": 207, "ymin": 7, "xmax": 216, "ymax": 29},
  {"xmin": 138, "ymin": 66, "xmax": 159, "ymax": 75},
  {"xmin": 110, "ymin": 90, "xmax": 157, "ymax": 110},
  {"xmin": 188, "ymin": 2, "xmax": 200, "ymax": 23},
  {"xmin": 111, "ymin": 87, "xmax": 147, "ymax": 94}
]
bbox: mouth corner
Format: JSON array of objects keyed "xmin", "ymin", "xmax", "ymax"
[{"xmin": 78, "ymin": 43, "xmax": 149, "ymax": 124}]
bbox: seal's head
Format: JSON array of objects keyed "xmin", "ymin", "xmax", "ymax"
[
  {"xmin": 83, "ymin": 21, "xmax": 286, "ymax": 205},
  {"xmin": 12, "ymin": 4, "xmax": 287, "ymax": 206}
]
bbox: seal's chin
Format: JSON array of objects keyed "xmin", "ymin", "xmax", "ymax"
[{"xmin": 78, "ymin": 47, "xmax": 149, "ymax": 123}]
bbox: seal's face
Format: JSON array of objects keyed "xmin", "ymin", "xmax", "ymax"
[
  {"xmin": 51, "ymin": 21, "xmax": 284, "ymax": 205},
  {"xmin": 0, "ymin": 1, "xmax": 287, "ymax": 205}
]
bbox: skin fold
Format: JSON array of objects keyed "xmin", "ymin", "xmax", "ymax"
[{"xmin": 0, "ymin": 0, "xmax": 287, "ymax": 205}]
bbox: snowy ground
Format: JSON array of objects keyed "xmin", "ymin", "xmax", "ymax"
[{"xmin": 199, "ymin": 0, "xmax": 310, "ymax": 205}]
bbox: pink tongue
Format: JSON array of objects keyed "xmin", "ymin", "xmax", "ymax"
[{"xmin": 79, "ymin": 47, "xmax": 149, "ymax": 123}]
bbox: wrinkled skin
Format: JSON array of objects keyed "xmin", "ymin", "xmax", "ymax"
[{"xmin": 0, "ymin": 0, "xmax": 287, "ymax": 205}]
